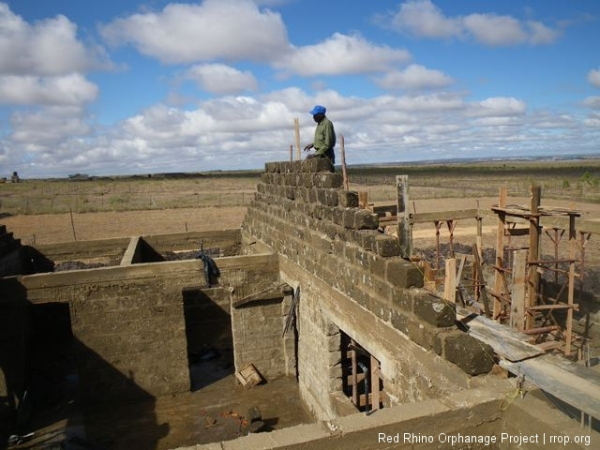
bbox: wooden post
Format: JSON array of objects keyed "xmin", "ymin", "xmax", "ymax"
[
  {"xmin": 350, "ymin": 340, "xmax": 358, "ymax": 406},
  {"xmin": 370, "ymin": 355, "xmax": 380, "ymax": 412},
  {"xmin": 510, "ymin": 249, "xmax": 527, "ymax": 331},
  {"xmin": 566, "ymin": 213, "xmax": 576, "ymax": 356},
  {"xmin": 526, "ymin": 185, "xmax": 541, "ymax": 330},
  {"xmin": 340, "ymin": 134, "xmax": 349, "ymax": 190},
  {"xmin": 358, "ymin": 191, "xmax": 369, "ymax": 209},
  {"xmin": 396, "ymin": 175, "xmax": 412, "ymax": 258},
  {"xmin": 493, "ymin": 187, "xmax": 507, "ymax": 320},
  {"xmin": 294, "ymin": 118, "xmax": 301, "ymax": 160},
  {"xmin": 444, "ymin": 258, "xmax": 457, "ymax": 304}
]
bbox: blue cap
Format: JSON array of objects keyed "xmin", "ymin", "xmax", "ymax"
[{"xmin": 309, "ymin": 105, "xmax": 326, "ymax": 115}]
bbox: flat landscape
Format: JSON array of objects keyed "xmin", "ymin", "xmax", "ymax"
[{"xmin": 2, "ymin": 158, "xmax": 600, "ymax": 248}]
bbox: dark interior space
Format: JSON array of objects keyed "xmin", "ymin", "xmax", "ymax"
[
  {"xmin": 340, "ymin": 331, "xmax": 384, "ymax": 413},
  {"xmin": 182, "ymin": 287, "xmax": 234, "ymax": 391}
]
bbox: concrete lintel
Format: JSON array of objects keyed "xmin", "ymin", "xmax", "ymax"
[
  {"xmin": 120, "ymin": 236, "xmax": 141, "ymax": 266},
  {"xmin": 15, "ymin": 253, "xmax": 279, "ymax": 304},
  {"xmin": 232, "ymin": 281, "xmax": 293, "ymax": 308}
]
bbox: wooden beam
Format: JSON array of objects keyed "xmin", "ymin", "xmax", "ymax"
[
  {"xmin": 410, "ymin": 208, "xmax": 480, "ymax": 224},
  {"xmin": 458, "ymin": 308, "xmax": 545, "ymax": 362},
  {"xmin": 500, "ymin": 353, "xmax": 600, "ymax": 419}
]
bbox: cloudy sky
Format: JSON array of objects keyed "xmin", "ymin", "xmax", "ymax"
[{"xmin": 0, "ymin": 0, "xmax": 599, "ymax": 178}]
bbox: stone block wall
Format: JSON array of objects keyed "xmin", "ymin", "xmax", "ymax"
[
  {"xmin": 231, "ymin": 289, "xmax": 296, "ymax": 381},
  {"xmin": 242, "ymin": 160, "xmax": 494, "ymax": 418}
]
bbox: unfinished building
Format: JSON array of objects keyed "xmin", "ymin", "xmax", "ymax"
[{"xmin": 1, "ymin": 159, "xmax": 599, "ymax": 449}]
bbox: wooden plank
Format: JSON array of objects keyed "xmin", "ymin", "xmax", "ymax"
[
  {"xmin": 458, "ymin": 308, "xmax": 544, "ymax": 362},
  {"xmin": 500, "ymin": 353, "xmax": 600, "ymax": 419},
  {"xmin": 444, "ymin": 258, "xmax": 457, "ymax": 304},
  {"xmin": 410, "ymin": 208, "xmax": 480, "ymax": 224},
  {"xmin": 473, "ymin": 244, "xmax": 491, "ymax": 318},
  {"xmin": 510, "ymin": 249, "xmax": 527, "ymax": 331}
]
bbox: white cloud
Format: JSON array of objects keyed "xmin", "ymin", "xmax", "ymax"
[
  {"xmin": 0, "ymin": 74, "xmax": 98, "ymax": 105},
  {"xmin": 100, "ymin": 0, "xmax": 290, "ymax": 64},
  {"xmin": 391, "ymin": 0, "xmax": 462, "ymax": 38},
  {"xmin": 275, "ymin": 33, "xmax": 411, "ymax": 76},
  {"xmin": 0, "ymin": 3, "xmax": 109, "ymax": 75},
  {"xmin": 374, "ymin": 64, "xmax": 453, "ymax": 90},
  {"xmin": 388, "ymin": 0, "xmax": 560, "ymax": 46},
  {"xmin": 462, "ymin": 14, "xmax": 527, "ymax": 46},
  {"xmin": 588, "ymin": 69, "xmax": 600, "ymax": 88},
  {"xmin": 184, "ymin": 64, "xmax": 258, "ymax": 95},
  {"xmin": 10, "ymin": 105, "xmax": 91, "ymax": 146},
  {"xmin": 583, "ymin": 96, "xmax": 600, "ymax": 109},
  {"xmin": 469, "ymin": 97, "xmax": 527, "ymax": 117}
]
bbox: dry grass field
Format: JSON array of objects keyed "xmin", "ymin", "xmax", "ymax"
[{"xmin": 1, "ymin": 158, "xmax": 600, "ymax": 250}]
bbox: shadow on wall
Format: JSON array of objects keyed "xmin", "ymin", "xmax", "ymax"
[
  {"xmin": 0, "ymin": 280, "xmax": 169, "ymax": 450},
  {"xmin": 182, "ymin": 287, "xmax": 235, "ymax": 391}
]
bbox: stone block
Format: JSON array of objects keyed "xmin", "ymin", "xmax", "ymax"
[
  {"xmin": 405, "ymin": 317, "xmax": 444, "ymax": 352},
  {"xmin": 390, "ymin": 309, "xmax": 409, "ymax": 334},
  {"xmin": 385, "ymin": 258, "xmax": 424, "ymax": 288},
  {"xmin": 302, "ymin": 158, "xmax": 332, "ymax": 173},
  {"xmin": 374, "ymin": 235, "xmax": 401, "ymax": 257},
  {"xmin": 314, "ymin": 173, "xmax": 343, "ymax": 189},
  {"xmin": 332, "ymin": 208, "xmax": 345, "ymax": 226},
  {"xmin": 353, "ymin": 209, "xmax": 379, "ymax": 230},
  {"xmin": 412, "ymin": 291, "xmax": 456, "ymax": 328},
  {"xmin": 442, "ymin": 331, "xmax": 495, "ymax": 376},
  {"xmin": 338, "ymin": 191, "xmax": 359, "ymax": 208},
  {"xmin": 391, "ymin": 288, "xmax": 413, "ymax": 312}
]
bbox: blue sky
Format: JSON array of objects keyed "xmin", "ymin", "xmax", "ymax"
[{"xmin": 0, "ymin": 0, "xmax": 599, "ymax": 178}]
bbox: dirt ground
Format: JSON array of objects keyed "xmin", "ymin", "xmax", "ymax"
[{"xmin": 2, "ymin": 207, "xmax": 246, "ymax": 245}]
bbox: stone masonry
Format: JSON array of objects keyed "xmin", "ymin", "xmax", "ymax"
[{"xmin": 242, "ymin": 159, "xmax": 494, "ymax": 418}]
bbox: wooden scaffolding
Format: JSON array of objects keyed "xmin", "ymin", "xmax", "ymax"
[{"xmin": 490, "ymin": 185, "xmax": 580, "ymax": 357}]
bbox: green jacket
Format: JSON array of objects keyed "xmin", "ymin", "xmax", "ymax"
[{"xmin": 313, "ymin": 117, "xmax": 336, "ymax": 156}]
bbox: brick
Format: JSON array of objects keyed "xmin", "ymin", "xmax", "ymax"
[
  {"xmin": 412, "ymin": 291, "xmax": 456, "ymax": 328},
  {"xmin": 385, "ymin": 258, "xmax": 424, "ymax": 288},
  {"xmin": 442, "ymin": 331, "xmax": 494, "ymax": 376},
  {"xmin": 338, "ymin": 191, "xmax": 359, "ymax": 208}
]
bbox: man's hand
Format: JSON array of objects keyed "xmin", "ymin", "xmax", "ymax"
[{"xmin": 303, "ymin": 143, "xmax": 314, "ymax": 152}]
